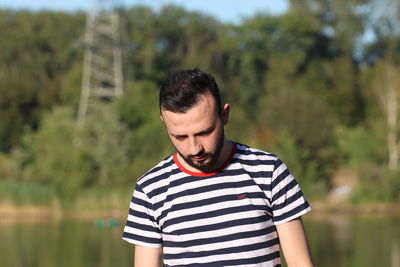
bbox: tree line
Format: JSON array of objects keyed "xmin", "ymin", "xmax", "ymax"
[{"xmin": 0, "ymin": 0, "xmax": 399, "ymax": 203}]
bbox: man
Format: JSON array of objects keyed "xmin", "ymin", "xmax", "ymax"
[{"xmin": 122, "ymin": 68, "xmax": 314, "ymax": 267}]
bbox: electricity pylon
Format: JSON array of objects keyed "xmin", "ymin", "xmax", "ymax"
[{"xmin": 77, "ymin": 0, "xmax": 124, "ymax": 128}]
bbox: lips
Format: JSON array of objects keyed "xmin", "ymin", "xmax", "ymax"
[{"xmin": 191, "ymin": 154, "xmax": 209, "ymax": 161}]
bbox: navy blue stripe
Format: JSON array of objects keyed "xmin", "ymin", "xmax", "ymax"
[
  {"xmin": 169, "ymin": 214, "xmax": 272, "ymax": 235},
  {"xmin": 147, "ymin": 170, "xmax": 248, "ymax": 200},
  {"xmin": 148, "ymin": 170, "xmax": 253, "ymax": 198},
  {"xmin": 253, "ymin": 178, "xmax": 272, "ymax": 192},
  {"xmin": 234, "ymin": 158, "xmax": 276, "ymax": 167},
  {"xmin": 163, "ymin": 238, "xmax": 280, "ymax": 260},
  {"xmin": 272, "ymin": 190, "xmax": 304, "ymax": 211},
  {"xmin": 126, "ymin": 220, "xmax": 159, "ymax": 233},
  {"xmin": 168, "ymin": 179, "xmax": 254, "ymax": 203},
  {"xmin": 163, "ymin": 225, "xmax": 276, "ymax": 248},
  {"xmin": 128, "ymin": 208, "xmax": 158, "ymax": 224},
  {"xmin": 122, "ymin": 232, "xmax": 161, "ymax": 245},
  {"xmin": 213, "ymin": 168, "xmax": 271, "ymax": 179},
  {"xmin": 272, "ymin": 179, "xmax": 298, "ymax": 203},
  {"xmin": 161, "ymin": 197, "xmax": 267, "ymax": 229},
  {"xmin": 273, "ymin": 201, "xmax": 310, "ymax": 222},
  {"xmin": 152, "ymin": 169, "xmax": 272, "ymax": 210},
  {"xmin": 158, "ymin": 191, "xmax": 266, "ymax": 222},
  {"xmin": 162, "ymin": 203, "xmax": 268, "ymax": 230},
  {"xmin": 235, "ymin": 144, "xmax": 275, "ymax": 157},
  {"xmin": 131, "ymin": 194, "xmax": 151, "ymax": 209},
  {"xmin": 131, "ymin": 186, "xmax": 156, "ymax": 213},
  {"xmin": 148, "ymin": 168, "xmax": 273, "ymax": 204},
  {"xmin": 164, "ymin": 251, "xmax": 280, "ymax": 267},
  {"xmin": 144, "ymin": 156, "xmax": 174, "ymax": 177},
  {"xmin": 271, "ymin": 168, "xmax": 291, "ymax": 189},
  {"xmin": 154, "ymin": 178, "xmax": 256, "ymax": 210},
  {"xmin": 141, "ymin": 167, "xmax": 181, "ymax": 191}
]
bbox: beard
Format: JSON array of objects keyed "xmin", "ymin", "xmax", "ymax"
[{"xmin": 178, "ymin": 129, "xmax": 225, "ymax": 173}]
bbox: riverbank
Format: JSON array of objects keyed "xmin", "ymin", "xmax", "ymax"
[
  {"xmin": 0, "ymin": 202, "xmax": 125, "ymax": 224},
  {"xmin": 0, "ymin": 185, "xmax": 133, "ymax": 223},
  {"xmin": 310, "ymin": 201, "xmax": 400, "ymax": 215},
  {"xmin": 1, "ymin": 200, "xmax": 400, "ymax": 224}
]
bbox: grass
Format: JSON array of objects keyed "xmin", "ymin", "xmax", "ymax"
[
  {"xmin": 0, "ymin": 180, "xmax": 57, "ymax": 205},
  {"xmin": 0, "ymin": 180, "xmax": 134, "ymax": 220}
]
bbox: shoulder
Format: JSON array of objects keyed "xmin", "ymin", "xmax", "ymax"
[
  {"xmin": 135, "ymin": 154, "xmax": 177, "ymax": 191},
  {"xmin": 234, "ymin": 142, "xmax": 279, "ymax": 164},
  {"xmin": 233, "ymin": 143, "xmax": 294, "ymax": 178}
]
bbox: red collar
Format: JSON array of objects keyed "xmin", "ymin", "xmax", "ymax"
[{"xmin": 173, "ymin": 142, "xmax": 236, "ymax": 177}]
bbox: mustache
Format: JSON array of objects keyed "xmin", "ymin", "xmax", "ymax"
[{"xmin": 188, "ymin": 150, "xmax": 209, "ymax": 159}]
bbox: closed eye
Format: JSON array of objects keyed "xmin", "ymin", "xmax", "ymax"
[
  {"xmin": 196, "ymin": 128, "xmax": 213, "ymax": 137},
  {"xmin": 173, "ymin": 135, "xmax": 187, "ymax": 141}
]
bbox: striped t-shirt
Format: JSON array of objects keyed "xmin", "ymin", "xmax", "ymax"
[{"xmin": 122, "ymin": 142, "xmax": 311, "ymax": 266}]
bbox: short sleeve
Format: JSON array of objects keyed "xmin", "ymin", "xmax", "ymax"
[
  {"xmin": 122, "ymin": 183, "xmax": 162, "ymax": 248},
  {"xmin": 270, "ymin": 158, "xmax": 311, "ymax": 225}
]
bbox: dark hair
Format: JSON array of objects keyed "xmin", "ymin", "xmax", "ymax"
[{"xmin": 159, "ymin": 68, "xmax": 222, "ymax": 114}]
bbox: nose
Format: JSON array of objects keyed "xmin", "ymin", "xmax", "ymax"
[{"xmin": 189, "ymin": 137, "xmax": 203, "ymax": 155}]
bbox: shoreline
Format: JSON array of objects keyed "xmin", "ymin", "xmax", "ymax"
[
  {"xmin": 0, "ymin": 202, "xmax": 125, "ymax": 224},
  {"xmin": 309, "ymin": 201, "xmax": 400, "ymax": 216},
  {"xmin": 1, "ymin": 201, "xmax": 400, "ymax": 223}
]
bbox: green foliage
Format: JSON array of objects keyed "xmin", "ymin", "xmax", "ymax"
[
  {"xmin": 267, "ymin": 129, "xmax": 324, "ymax": 197},
  {"xmin": 0, "ymin": 10, "xmax": 85, "ymax": 151},
  {"xmin": 116, "ymin": 80, "xmax": 173, "ymax": 177},
  {"xmin": 350, "ymin": 165, "xmax": 400, "ymax": 203},
  {"xmin": 255, "ymin": 89, "xmax": 336, "ymax": 195},
  {"xmin": 260, "ymin": 89, "xmax": 337, "ymax": 157},
  {"xmin": 0, "ymin": 180, "xmax": 57, "ymax": 205},
  {"xmin": 0, "ymin": 1, "xmax": 399, "ymax": 205},
  {"xmin": 11, "ymin": 105, "xmax": 132, "ymax": 200},
  {"xmin": 336, "ymin": 126, "xmax": 386, "ymax": 167}
]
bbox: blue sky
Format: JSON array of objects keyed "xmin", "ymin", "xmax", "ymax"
[{"xmin": 0, "ymin": 0, "xmax": 288, "ymax": 24}]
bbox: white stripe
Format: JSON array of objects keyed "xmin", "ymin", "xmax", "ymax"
[
  {"xmin": 159, "ymin": 186, "xmax": 268, "ymax": 227},
  {"xmin": 163, "ymin": 222, "xmax": 277, "ymax": 253},
  {"xmin": 274, "ymin": 206, "xmax": 312, "ymax": 225},
  {"xmin": 273, "ymin": 196, "xmax": 307, "ymax": 218},
  {"xmin": 123, "ymin": 224, "xmax": 161, "ymax": 239},
  {"xmin": 273, "ymin": 183, "xmax": 300, "ymax": 207},
  {"xmin": 163, "ymin": 209, "xmax": 267, "ymax": 234},
  {"xmin": 143, "ymin": 170, "xmax": 186, "ymax": 194},
  {"xmin": 127, "ymin": 214, "xmax": 155, "ymax": 227},
  {"xmin": 271, "ymin": 172, "xmax": 295, "ymax": 197},
  {"xmin": 234, "ymin": 152, "xmax": 277, "ymax": 161},
  {"xmin": 165, "ymin": 244, "xmax": 281, "ymax": 265},
  {"xmin": 228, "ymin": 162, "xmax": 275, "ymax": 173},
  {"xmin": 138, "ymin": 159, "xmax": 176, "ymax": 186},
  {"xmin": 156, "ymin": 174, "xmax": 260, "ymax": 215},
  {"xmin": 122, "ymin": 237, "xmax": 161, "ymax": 248}
]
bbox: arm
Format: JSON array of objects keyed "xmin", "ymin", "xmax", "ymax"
[
  {"xmin": 134, "ymin": 245, "xmax": 162, "ymax": 267},
  {"xmin": 275, "ymin": 217, "xmax": 314, "ymax": 267}
]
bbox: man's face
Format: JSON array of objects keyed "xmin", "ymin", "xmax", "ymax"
[{"xmin": 161, "ymin": 93, "xmax": 230, "ymax": 173}]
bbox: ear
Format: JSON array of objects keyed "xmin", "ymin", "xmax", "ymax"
[
  {"xmin": 160, "ymin": 115, "xmax": 164, "ymax": 122},
  {"xmin": 221, "ymin": 103, "xmax": 230, "ymax": 125}
]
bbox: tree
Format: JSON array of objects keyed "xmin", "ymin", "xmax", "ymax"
[
  {"xmin": 256, "ymin": 89, "xmax": 337, "ymax": 191},
  {"xmin": 361, "ymin": 0, "xmax": 400, "ymax": 170},
  {"xmin": 15, "ymin": 105, "xmax": 132, "ymax": 199},
  {"xmin": 363, "ymin": 57, "xmax": 400, "ymax": 170}
]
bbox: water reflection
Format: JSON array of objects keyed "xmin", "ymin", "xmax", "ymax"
[
  {"xmin": 0, "ymin": 215, "xmax": 399, "ymax": 267},
  {"xmin": 303, "ymin": 214, "xmax": 400, "ymax": 267},
  {"xmin": 0, "ymin": 220, "xmax": 132, "ymax": 267}
]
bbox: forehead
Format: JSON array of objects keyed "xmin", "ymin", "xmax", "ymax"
[{"xmin": 161, "ymin": 94, "xmax": 218, "ymax": 134}]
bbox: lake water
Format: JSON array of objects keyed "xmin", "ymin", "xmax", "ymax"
[{"xmin": 1, "ymin": 214, "xmax": 399, "ymax": 267}]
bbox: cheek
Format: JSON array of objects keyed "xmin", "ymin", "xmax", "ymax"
[{"xmin": 204, "ymin": 131, "xmax": 222, "ymax": 150}]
